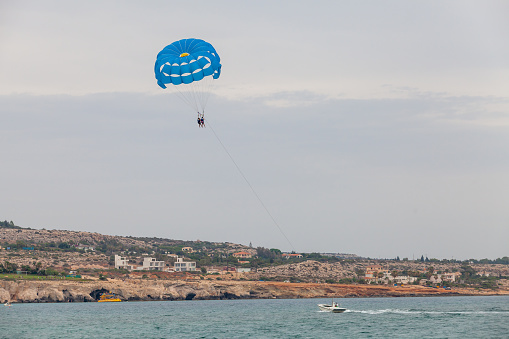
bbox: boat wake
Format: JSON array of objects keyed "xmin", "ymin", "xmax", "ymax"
[{"xmin": 344, "ymin": 309, "xmax": 509, "ymax": 315}]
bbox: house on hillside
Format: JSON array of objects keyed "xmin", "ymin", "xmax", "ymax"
[
  {"xmin": 364, "ymin": 265, "xmax": 390, "ymax": 284},
  {"xmin": 394, "ymin": 276, "xmax": 418, "ymax": 284},
  {"xmin": 203, "ymin": 266, "xmax": 220, "ymax": 274},
  {"xmin": 233, "ymin": 251, "xmax": 252, "ymax": 259},
  {"xmin": 76, "ymin": 244, "xmax": 95, "ymax": 251},
  {"xmin": 114, "ymin": 255, "xmax": 133, "ymax": 270},
  {"xmin": 477, "ymin": 270, "xmax": 492, "ymax": 277},
  {"xmin": 282, "ymin": 253, "xmax": 303, "ymax": 259},
  {"xmin": 429, "ymin": 275, "xmax": 442, "ymax": 284},
  {"xmin": 174, "ymin": 257, "xmax": 196, "ymax": 272},
  {"xmin": 442, "ymin": 272, "xmax": 461, "ymax": 282},
  {"xmin": 181, "ymin": 247, "xmax": 194, "ymax": 253},
  {"xmin": 137, "ymin": 257, "xmax": 165, "ymax": 271},
  {"xmin": 236, "ymin": 267, "xmax": 251, "ymax": 273}
]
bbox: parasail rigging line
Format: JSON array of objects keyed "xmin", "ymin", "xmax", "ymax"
[{"xmin": 205, "ymin": 118, "xmax": 296, "ymax": 252}]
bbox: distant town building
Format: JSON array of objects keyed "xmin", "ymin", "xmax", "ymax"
[
  {"xmin": 203, "ymin": 266, "xmax": 220, "ymax": 274},
  {"xmin": 114, "ymin": 255, "xmax": 133, "ymax": 270},
  {"xmin": 236, "ymin": 268, "xmax": 251, "ymax": 273},
  {"xmin": 233, "ymin": 251, "xmax": 252, "ymax": 259},
  {"xmin": 174, "ymin": 257, "xmax": 196, "ymax": 272},
  {"xmin": 366, "ymin": 265, "xmax": 383, "ymax": 272},
  {"xmin": 137, "ymin": 257, "xmax": 165, "ymax": 271},
  {"xmin": 442, "ymin": 272, "xmax": 461, "ymax": 282},
  {"xmin": 429, "ymin": 275, "xmax": 442, "ymax": 284},
  {"xmin": 181, "ymin": 247, "xmax": 194, "ymax": 253},
  {"xmin": 282, "ymin": 253, "xmax": 303, "ymax": 259},
  {"xmin": 477, "ymin": 270, "xmax": 492, "ymax": 277},
  {"xmin": 364, "ymin": 265, "xmax": 389, "ymax": 283},
  {"xmin": 76, "ymin": 244, "xmax": 95, "ymax": 251},
  {"xmin": 394, "ymin": 276, "xmax": 418, "ymax": 284}
]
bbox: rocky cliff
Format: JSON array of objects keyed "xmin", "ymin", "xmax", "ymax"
[{"xmin": 1, "ymin": 279, "xmax": 507, "ymax": 304}]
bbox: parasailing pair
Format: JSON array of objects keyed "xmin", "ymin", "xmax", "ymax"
[
  {"xmin": 154, "ymin": 38, "xmax": 221, "ymax": 127},
  {"xmin": 154, "ymin": 39, "xmax": 295, "ymax": 251}
]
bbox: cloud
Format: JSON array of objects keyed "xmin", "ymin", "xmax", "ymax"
[{"xmin": 2, "ymin": 1, "xmax": 508, "ymax": 98}]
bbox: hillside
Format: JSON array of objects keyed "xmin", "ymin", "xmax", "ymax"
[
  {"xmin": 0, "ymin": 223, "xmax": 253, "ymax": 255},
  {"xmin": 1, "ymin": 221, "xmax": 508, "ymax": 298}
]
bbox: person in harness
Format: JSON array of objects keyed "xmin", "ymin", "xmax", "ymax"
[{"xmin": 197, "ymin": 113, "xmax": 205, "ymax": 128}]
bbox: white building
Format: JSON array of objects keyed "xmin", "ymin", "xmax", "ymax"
[
  {"xmin": 137, "ymin": 257, "xmax": 165, "ymax": 271},
  {"xmin": 394, "ymin": 276, "xmax": 418, "ymax": 284},
  {"xmin": 442, "ymin": 272, "xmax": 461, "ymax": 282},
  {"xmin": 77, "ymin": 244, "xmax": 95, "ymax": 251},
  {"xmin": 429, "ymin": 275, "xmax": 443, "ymax": 284},
  {"xmin": 114, "ymin": 255, "xmax": 133, "ymax": 270},
  {"xmin": 174, "ymin": 257, "xmax": 196, "ymax": 272}
]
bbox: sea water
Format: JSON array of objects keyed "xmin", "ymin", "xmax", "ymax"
[{"xmin": 1, "ymin": 296, "xmax": 508, "ymax": 338}]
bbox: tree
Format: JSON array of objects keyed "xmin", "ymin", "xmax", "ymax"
[
  {"xmin": 461, "ymin": 265, "xmax": 477, "ymax": 280},
  {"xmin": 16, "ymin": 240, "xmax": 27, "ymax": 249},
  {"xmin": 270, "ymin": 248, "xmax": 282, "ymax": 255},
  {"xmin": 391, "ymin": 271, "xmax": 399, "ymax": 281},
  {"xmin": 425, "ymin": 266, "xmax": 435, "ymax": 280},
  {"xmin": 2, "ymin": 261, "xmax": 18, "ymax": 273},
  {"xmin": 256, "ymin": 247, "xmax": 276, "ymax": 260},
  {"xmin": 58, "ymin": 242, "xmax": 70, "ymax": 249}
]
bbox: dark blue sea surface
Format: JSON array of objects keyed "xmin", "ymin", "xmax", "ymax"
[{"xmin": 1, "ymin": 296, "xmax": 508, "ymax": 338}]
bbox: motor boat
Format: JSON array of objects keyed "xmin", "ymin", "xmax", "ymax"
[
  {"xmin": 318, "ymin": 300, "xmax": 347, "ymax": 313},
  {"xmin": 97, "ymin": 292, "xmax": 122, "ymax": 302}
]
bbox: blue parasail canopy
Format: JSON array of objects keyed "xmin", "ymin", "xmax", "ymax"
[{"xmin": 154, "ymin": 38, "xmax": 221, "ymax": 89}]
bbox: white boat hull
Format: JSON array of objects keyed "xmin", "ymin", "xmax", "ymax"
[{"xmin": 318, "ymin": 304, "xmax": 347, "ymax": 313}]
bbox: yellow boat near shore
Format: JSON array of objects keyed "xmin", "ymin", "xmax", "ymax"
[{"xmin": 98, "ymin": 292, "xmax": 122, "ymax": 302}]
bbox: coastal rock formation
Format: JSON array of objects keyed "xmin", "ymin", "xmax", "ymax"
[{"xmin": 1, "ymin": 279, "xmax": 507, "ymax": 304}]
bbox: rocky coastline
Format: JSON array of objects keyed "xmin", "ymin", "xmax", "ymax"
[{"xmin": 1, "ymin": 279, "xmax": 507, "ymax": 304}]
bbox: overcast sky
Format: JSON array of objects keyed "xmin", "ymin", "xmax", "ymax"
[{"xmin": 1, "ymin": 1, "xmax": 509, "ymax": 260}]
